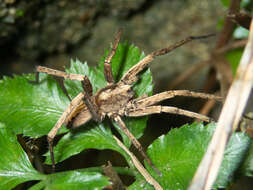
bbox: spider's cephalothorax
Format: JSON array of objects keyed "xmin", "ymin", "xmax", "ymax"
[
  {"xmin": 66, "ymin": 83, "xmax": 135, "ymax": 127},
  {"xmin": 36, "ymin": 29, "xmax": 220, "ymax": 174},
  {"xmin": 96, "ymin": 84, "xmax": 134, "ymax": 115}
]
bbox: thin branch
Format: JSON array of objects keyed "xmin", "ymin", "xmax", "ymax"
[
  {"xmin": 188, "ymin": 19, "xmax": 253, "ymax": 190},
  {"xmin": 102, "ymin": 161, "xmax": 125, "ymax": 190},
  {"xmin": 228, "ymin": 11, "xmax": 252, "ymax": 30},
  {"xmin": 168, "ymin": 39, "xmax": 246, "ymax": 90},
  {"xmin": 216, "ymin": 0, "xmax": 241, "ymax": 49},
  {"xmin": 200, "ymin": 0, "xmax": 241, "ymax": 111},
  {"xmin": 215, "ymin": 39, "xmax": 247, "ymax": 54},
  {"xmin": 168, "ymin": 61, "xmax": 208, "ymax": 89},
  {"xmin": 196, "ymin": 99, "xmax": 217, "ymax": 123}
]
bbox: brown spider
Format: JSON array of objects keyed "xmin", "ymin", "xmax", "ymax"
[{"xmin": 36, "ymin": 29, "xmax": 220, "ymax": 174}]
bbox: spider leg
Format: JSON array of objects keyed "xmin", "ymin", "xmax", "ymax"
[
  {"xmin": 35, "ymin": 71, "xmax": 39, "ymax": 83},
  {"xmin": 120, "ymin": 34, "xmax": 215, "ymax": 85},
  {"xmin": 81, "ymin": 79, "xmax": 102, "ymax": 122},
  {"xmin": 104, "ymin": 29, "xmax": 123, "ymax": 84},
  {"xmin": 111, "ymin": 115, "xmax": 162, "ymax": 176},
  {"xmin": 47, "ymin": 92, "xmax": 85, "ymax": 169},
  {"xmin": 36, "ymin": 66, "xmax": 85, "ymax": 81},
  {"xmin": 28, "ymin": 70, "xmax": 40, "ymax": 85},
  {"xmin": 55, "ymin": 79, "xmax": 72, "ymax": 101},
  {"xmin": 133, "ymin": 90, "xmax": 222, "ymax": 108},
  {"xmin": 48, "ymin": 75, "xmax": 99, "ymax": 169},
  {"xmin": 32, "ymin": 66, "xmax": 84, "ymax": 101},
  {"xmin": 126, "ymin": 105, "xmax": 213, "ymax": 122},
  {"xmin": 37, "ymin": 66, "xmax": 101, "ymax": 122}
]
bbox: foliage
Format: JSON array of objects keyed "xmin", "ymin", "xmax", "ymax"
[
  {"xmin": 0, "ymin": 123, "xmax": 110, "ymax": 190},
  {"xmin": 0, "ymin": 42, "xmax": 252, "ymax": 189},
  {"xmin": 129, "ymin": 123, "xmax": 250, "ymax": 190}
]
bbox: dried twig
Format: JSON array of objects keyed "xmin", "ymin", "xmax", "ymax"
[
  {"xmin": 168, "ymin": 61, "xmax": 208, "ymax": 90},
  {"xmin": 188, "ymin": 19, "xmax": 253, "ymax": 190},
  {"xmin": 102, "ymin": 161, "xmax": 125, "ymax": 190},
  {"xmin": 197, "ymin": 99, "xmax": 217, "ymax": 119},
  {"xmin": 228, "ymin": 11, "xmax": 252, "ymax": 30},
  {"xmin": 197, "ymin": 0, "xmax": 242, "ymax": 116},
  {"xmin": 171, "ymin": 41, "xmax": 245, "ymax": 89},
  {"xmin": 113, "ymin": 136, "xmax": 163, "ymax": 190},
  {"xmin": 215, "ymin": 39, "xmax": 247, "ymax": 54},
  {"xmin": 207, "ymin": 0, "xmax": 241, "ymax": 89},
  {"xmin": 217, "ymin": 0, "xmax": 241, "ymax": 49},
  {"xmin": 168, "ymin": 39, "xmax": 246, "ymax": 91},
  {"xmin": 197, "ymin": 39, "xmax": 246, "ymax": 116}
]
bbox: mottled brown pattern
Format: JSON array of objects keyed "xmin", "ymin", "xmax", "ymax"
[{"xmin": 35, "ymin": 30, "xmax": 220, "ymax": 175}]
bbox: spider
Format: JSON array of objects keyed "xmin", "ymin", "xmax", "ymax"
[{"xmin": 35, "ymin": 29, "xmax": 220, "ymax": 175}]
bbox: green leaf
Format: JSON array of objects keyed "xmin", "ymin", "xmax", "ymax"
[
  {"xmin": 127, "ymin": 174, "xmax": 154, "ymax": 190},
  {"xmin": 20, "ymin": 169, "xmax": 109, "ymax": 190},
  {"xmin": 28, "ymin": 171, "xmax": 110, "ymax": 190},
  {"xmin": 240, "ymin": 0, "xmax": 251, "ymax": 8},
  {"xmin": 45, "ymin": 122, "xmax": 125, "ymax": 164},
  {"xmin": 41, "ymin": 171, "xmax": 110, "ymax": 190},
  {"xmin": 28, "ymin": 182, "xmax": 45, "ymax": 190},
  {"xmin": 225, "ymin": 48, "xmax": 244, "ymax": 75},
  {"xmin": 0, "ymin": 123, "xmax": 44, "ymax": 190},
  {"xmin": 64, "ymin": 59, "xmax": 104, "ymax": 98},
  {"xmin": 130, "ymin": 123, "xmax": 250, "ymax": 190},
  {"xmin": 0, "ymin": 74, "xmax": 69, "ymax": 137},
  {"xmin": 213, "ymin": 132, "xmax": 251, "ymax": 189},
  {"xmin": 240, "ymin": 143, "xmax": 253, "ymax": 177},
  {"xmin": 0, "ymin": 123, "xmax": 110, "ymax": 189}
]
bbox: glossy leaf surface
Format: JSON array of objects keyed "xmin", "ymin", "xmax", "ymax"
[{"xmin": 128, "ymin": 123, "xmax": 250, "ymax": 189}]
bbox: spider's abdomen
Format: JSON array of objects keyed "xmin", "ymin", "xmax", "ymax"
[{"xmin": 96, "ymin": 84, "xmax": 134, "ymax": 113}]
